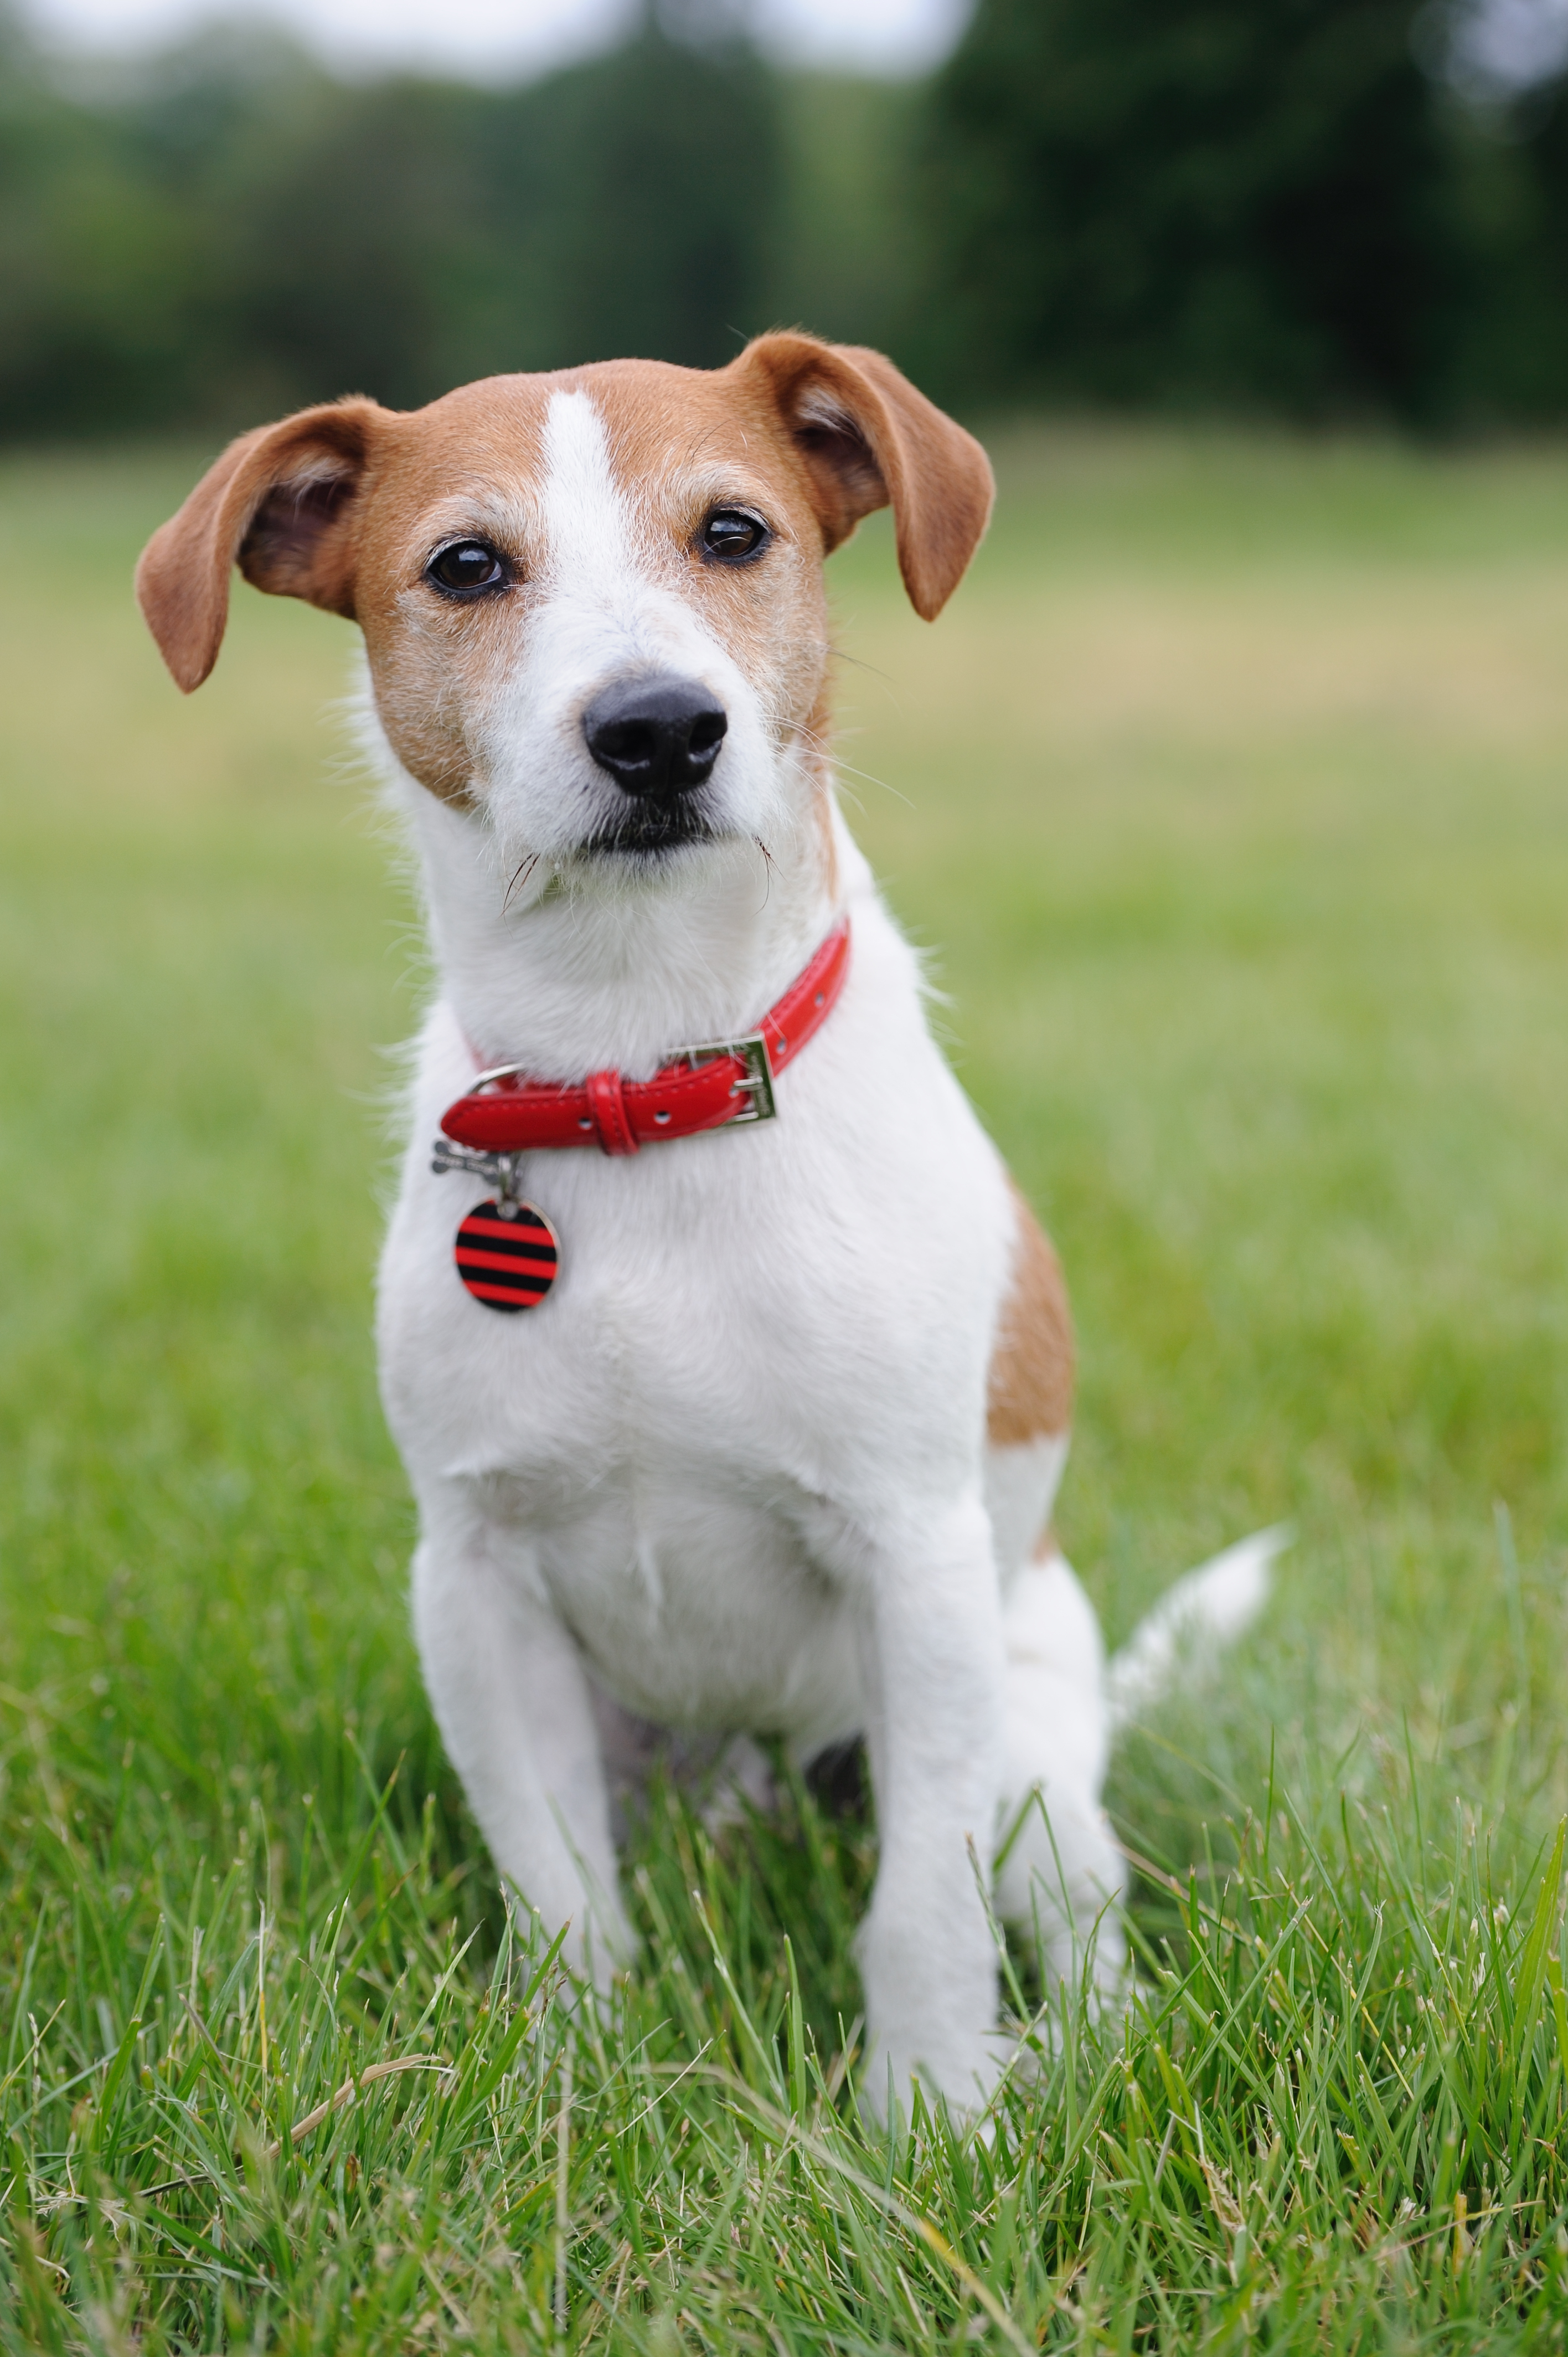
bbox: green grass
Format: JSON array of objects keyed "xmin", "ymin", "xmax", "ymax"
[{"xmin": 2, "ymin": 424, "xmax": 1567, "ymax": 2351}]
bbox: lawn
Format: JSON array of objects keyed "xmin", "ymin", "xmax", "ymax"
[{"xmin": 2, "ymin": 423, "xmax": 1567, "ymax": 2352}]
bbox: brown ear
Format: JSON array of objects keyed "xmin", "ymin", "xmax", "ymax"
[
  {"xmin": 135, "ymin": 398, "xmax": 386, "ymax": 692},
  {"xmin": 737, "ymin": 334, "xmax": 994, "ymax": 620}
]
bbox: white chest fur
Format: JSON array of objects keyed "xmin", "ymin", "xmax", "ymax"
[{"xmin": 377, "ymin": 783, "xmax": 1013, "ymax": 1744}]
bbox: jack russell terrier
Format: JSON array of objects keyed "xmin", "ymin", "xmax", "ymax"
[{"xmin": 137, "ymin": 336, "xmax": 1281, "ymax": 2117}]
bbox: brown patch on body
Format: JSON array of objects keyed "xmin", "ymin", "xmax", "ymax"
[{"xmin": 987, "ymin": 1183, "xmax": 1074, "ymax": 1446}]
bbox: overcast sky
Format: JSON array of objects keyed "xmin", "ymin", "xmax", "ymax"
[
  {"xmin": 18, "ymin": 0, "xmax": 973, "ymax": 78},
  {"xmin": 1448, "ymin": 0, "xmax": 1568, "ymax": 92}
]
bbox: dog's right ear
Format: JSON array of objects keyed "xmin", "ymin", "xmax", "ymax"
[{"xmin": 135, "ymin": 399, "xmax": 387, "ymax": 692}]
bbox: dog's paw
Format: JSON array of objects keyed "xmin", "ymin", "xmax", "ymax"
[
  {"xmin": 857, "ymin": 2029, "xmax": 1007, "ymax": 2131},
  {"xmin": 509, "ymin": 1888, "xmax": 636, "ymax": 1995}
]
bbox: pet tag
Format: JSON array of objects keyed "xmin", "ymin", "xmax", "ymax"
[{"xmin": 453, "ymin": 1199, "xmax": 559, "ymax": 1312}]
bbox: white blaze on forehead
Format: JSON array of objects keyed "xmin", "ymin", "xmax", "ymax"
[
  {"xmin": 530, "ymin": 384, "xmax": 733, "ymax": 702},
  {"xmin": 539, "ymin": 388, "xmax": 641, "ymax": 595}
]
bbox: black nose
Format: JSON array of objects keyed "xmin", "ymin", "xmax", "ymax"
[{"xmin": 582, "ymin": 675, "xmax": 728, "ymax": 799}]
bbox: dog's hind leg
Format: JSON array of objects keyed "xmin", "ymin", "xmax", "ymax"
[
  {"xmin": 982, "ymin": 1195, "xmax": 1123, "ymax": 1989},
  {"xmin": 992, "ymin": 1541, "xmax": 1128, "ymax": 2003},
  {"xmin": 411, "ymin": 1486, "xmax": 632, "ymax": 1986},
  {"xmin": 993, "ymin": 1526, "xmax": 1289, "ymax": 1999}
]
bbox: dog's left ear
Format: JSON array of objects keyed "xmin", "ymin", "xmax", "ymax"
[
  {"xmin": 136, "ymin": 397, "xmax": 388, "ymax": 692},
  {"xmin": 736, "ymin": 334, "xmax": 994, "ymax": 620}
]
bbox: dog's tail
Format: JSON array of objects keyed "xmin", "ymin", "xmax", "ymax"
[{"xmin": 1105, "ymin": 1525, "xmax": 1291, "ymax": 1733}]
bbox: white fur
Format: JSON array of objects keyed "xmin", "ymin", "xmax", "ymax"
[
  {"xmin": 986, "ymin": 1433, "xmax": 1069, "ymax": 1582},
  {"xmin": 369, "ymin": 390, "xmax": 1274, "ymax": 2118}
]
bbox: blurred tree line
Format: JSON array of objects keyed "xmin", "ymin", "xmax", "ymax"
[{"xmin": 2, "ymin": 0, "xmax": 1567, "ymax": 438}]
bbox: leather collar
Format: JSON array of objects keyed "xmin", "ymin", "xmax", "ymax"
[{"xmin": 439, "ymin": 921, "xmax": 851, "ymax": 1159}]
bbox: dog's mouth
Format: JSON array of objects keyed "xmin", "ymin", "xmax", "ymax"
[{"xmin": 577, "ymin": 801, "xmax": 720, "ymax": 861}]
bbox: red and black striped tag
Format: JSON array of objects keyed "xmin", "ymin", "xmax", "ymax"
[{"xmin": 453, "ymin": 1200, "xmax": 559, "ymax": 1313}]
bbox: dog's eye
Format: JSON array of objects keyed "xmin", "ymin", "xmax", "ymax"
[
  {"xmin": 426, "ymin": 539, "xmax": 509, "ymax": 598},
  {"xmin": 700, "ymin": 509, "xmax": 770, "ymax": 565}
]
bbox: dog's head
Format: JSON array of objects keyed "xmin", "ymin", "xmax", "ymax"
[{"xmin": 137, "ymin": 336, "xmax": 993, "ymax": 874}]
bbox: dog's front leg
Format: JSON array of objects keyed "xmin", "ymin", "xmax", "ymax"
[
  {"xmin": 853, "ymin": 1493, "xmax": 1007, "ymax": 2121},
  {"xmin": 411, "ymin": 1486, "xmax": 631, "ymax": 1984}
]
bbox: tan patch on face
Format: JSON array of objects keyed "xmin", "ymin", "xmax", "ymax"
[
  {"xmin": 344, "ymin": 380, "xmax": 556, "ymax": 803},
  {"xmin": 987, "ymin": 1181, "xmax": 1074, "ymax": 1446},
  {"xmin": 352, "ymin": 357, "xmax": 840, "ymax": 808}
]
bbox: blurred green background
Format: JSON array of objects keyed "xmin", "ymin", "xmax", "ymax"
[{"xmin": 6, "ymin": 0, "xmax": 1568, "ymax": 440}]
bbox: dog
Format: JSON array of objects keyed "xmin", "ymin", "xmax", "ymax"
[{"xmin": 136, "ymin": 336, "xmax": 1280, "ymax": 2117}]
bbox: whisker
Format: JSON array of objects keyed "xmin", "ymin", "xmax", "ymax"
[
  {"xmin": 828, "ymin": 755, "xmax": 914, "ymax": 809},
  {"xmin": 790, "ymin": 717, "xmax": 911, "ymax": 809},
  {"xmin": 828, "ymin": 644, "xmax": 898, "ymax": 689},
  {"xmin": 503, "ymin": 852, "xmax": 541, "ymax": 913}
]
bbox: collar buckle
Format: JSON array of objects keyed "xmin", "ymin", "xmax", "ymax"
[
  {"xmin": 467, "ymin": 1060, "xmax": 533, "ymax": 1095},
  {"xmin": 681, "ymin": 1031, "xmax": 776, "ymax": 1124}
]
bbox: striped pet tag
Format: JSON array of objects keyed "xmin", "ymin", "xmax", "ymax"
[{"xmin": 453, "ymin": 1199, "xmax": 559, "ymax": 1313}]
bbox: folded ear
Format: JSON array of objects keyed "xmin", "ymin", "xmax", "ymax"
[
  {"xmin": 135, "ymin": 398, "xmax": 386, "ymax": 692},
  {"xmin": 736, "ymin": 333, "xmax": 994, "ymax": 620}
]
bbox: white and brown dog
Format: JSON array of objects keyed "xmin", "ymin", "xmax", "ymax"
[{"xmin": 137, "ymin": 336, "xmax": 1280, "ymax": 2116}]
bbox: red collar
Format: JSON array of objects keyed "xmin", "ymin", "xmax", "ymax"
[{"xmin": 439, "ymin": 921, "xmax": 851, "ymax": 1159}]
